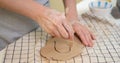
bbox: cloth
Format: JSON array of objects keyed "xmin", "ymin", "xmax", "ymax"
[
  {"xmin": 3, "ymin": 13, "xmax": 120, "ymax": 63},
  {"xmin": 0, "ymin": 0, "xmax": 49, "ymax": 51}
]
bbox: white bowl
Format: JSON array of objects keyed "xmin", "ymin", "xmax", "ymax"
[
  {"xmin": 89, "ymin": 1, "xmax": 113, "ymax": 16},
  {"xmin": 90, "ymin": 1, "xmax": 112, "ymax": 8}
]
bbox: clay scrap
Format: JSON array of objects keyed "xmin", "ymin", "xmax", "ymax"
[{"xmin": 40, "ymin": 36, "xmax": 85, "ymax": 61}]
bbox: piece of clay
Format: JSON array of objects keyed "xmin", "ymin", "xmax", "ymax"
[{"xmin": 40, "ymin": 36, "xmax": 85, "ymax": 61}]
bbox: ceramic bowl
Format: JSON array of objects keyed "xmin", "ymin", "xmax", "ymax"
[{"xmin": 89, "ymin": 1, "xmax": 113, "ymax": 16}]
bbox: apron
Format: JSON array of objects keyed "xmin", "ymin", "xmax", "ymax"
[{"xmin": 0, "ymin": 0, "xmax": 49, "ymax": 51}]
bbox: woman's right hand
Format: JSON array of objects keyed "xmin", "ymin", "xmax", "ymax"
[
  {"xmin": 34, "ymin": 9, "xmax": 74, "ymax": 40},
  {"xmin": 0, "ymin": 0, "xmax": 73, "ymax": 40}
]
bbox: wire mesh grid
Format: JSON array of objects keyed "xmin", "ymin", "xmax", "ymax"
[{"xmin": 3, "ymin": 13, "xmax": 120, "ymax": 63}]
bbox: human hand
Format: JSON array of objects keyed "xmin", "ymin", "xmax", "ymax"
[
  {"xmin": 34, "ymin": 9, "xmax": 74, "ymax": 40},
  {"xmin": 70, "ymin": 21, "xmax": 96, "ymax": 47},
  {"xmin": 0, "ymin": 0, "xmax": 74, "ymax": 40}
]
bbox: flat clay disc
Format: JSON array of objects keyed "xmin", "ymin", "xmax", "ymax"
[{"xmin": 40, "ymin": 36, "xmax": 85, "ymax": 61}]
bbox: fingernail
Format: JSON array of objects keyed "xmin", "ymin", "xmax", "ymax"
[
  {"xmin": 89, "ymin": 44, "xmax": 93, "ymax": 47},
  {"xmin": 70, "ymin": 35, "xmax": 74, "ymax": 40},
  {"xmin": 89, "ymin": 42, "xmax": 93, "ymax": 47},
  {"xmin": 85, "ymin": 42, "xmax": 89, "ymax": 46},
  {"xmin": 64, "ymin": 33, "xmax": 69, "ymax": 39},
  {"xmin": 93, "ymin": 36, "xmax": 96, "ymax": 40}
]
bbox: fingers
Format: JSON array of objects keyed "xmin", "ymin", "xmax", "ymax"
[
  {"xmin": 53, "ymin": 29, "xmax": 61, "ymax": 38},
  {"xmin": 85, "ymin": 26, "xmax": 96, "ymax": 40},
  {"xmin": 52, "ymin": 14, "xmax": 74, "ymax": 40},
  {"xmin": 62, "ymin": 21, "xmax": 74, "ymax": 40},
  {"xmin": 56, "ymin": 24, "xmax": 69, "ymax": 39},
  {"xmin": 45, "ymin": 21, "xmax": 73, "ymax": 39},
  {"xmin": 87, "ymin": 34, "xmax": 93, "ymax": 47},
  {"xmin": 89, "ymin": 31, "xmax": 96, "ymax": 40},
  {"xmin": 82, "ymin": 31, "xmax": 93, "ymax": 47},
  {"xmin": 73, "ymin": 24, "xmax": 95, "ymax": 47},
  {"xmin": 75, "ymin": 28, "xmax": 89, "ymax": 46},
  {"xmin": 42, "ymin": 25, "xmax": 55, "ymax": 36},
  {"xmin": 81, "ymin": 25, "xmax": 95, "ymax": 47},
  {"xmin": 45, "ymin": 24, "xmax": 61, "ymax": 38},
  {"xmin": 38, "ymin": 9, "xmax": 74, "ymax": 39},
  {"xmin": 83, "ymin": 28, "xmax": 94, "ymax": 47},
  {"xmin": 60, "ymin": 14, "xmax": 74, "ymax": 40},
  {"xmin": 55, "ymin": 21, "xmax": 74, "ymax": 40}
]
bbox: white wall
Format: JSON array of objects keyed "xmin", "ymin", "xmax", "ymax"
[
  {"xmin": 111, "ymin": 0, "xmax": 117, "ymax": 6},
  {"xmin": 77, "ymin": 0, "xmax": 95, "ymax": 15}
]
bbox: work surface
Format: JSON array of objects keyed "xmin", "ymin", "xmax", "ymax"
[{"xmin": 3, "ymin": 13, "xmax": 120, "ymax": 63}]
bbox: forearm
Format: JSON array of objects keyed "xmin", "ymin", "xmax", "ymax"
[
  {"xmin": 63, "ymin": 0, "xmax": 78, "ymax": 21},
  {"xmin": 0, "ymin": 0, "xmax": 48, "ymax": 22}
]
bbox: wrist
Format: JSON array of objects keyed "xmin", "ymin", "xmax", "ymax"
[
  {"xmin": 65, "ymin": 8, "xmax": 79, "ymax": 22},
  {"xmin": 66, "ymin": 15, "xmax": 78, "ymax": 21},
  {"xmin": 66, "ymin": 14, "xmax": 79, "ymax": 22}
]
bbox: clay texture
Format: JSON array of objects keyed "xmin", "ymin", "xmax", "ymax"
[{"xmin": 40, "ymin": 36, "xmax": 85, "ymax": 61}]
